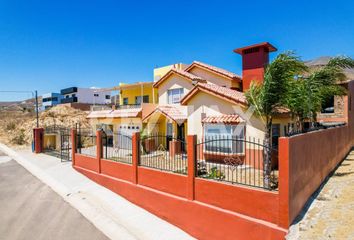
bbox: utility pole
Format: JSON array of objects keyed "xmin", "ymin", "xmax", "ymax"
[{"xmin": 35, "ymin": 90, "xmax": 39, "ymax": 128}]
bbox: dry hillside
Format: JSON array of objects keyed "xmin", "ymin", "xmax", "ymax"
[{"xmin": 0, "ymin": 105, "xmax": 90, "ymax": 147}]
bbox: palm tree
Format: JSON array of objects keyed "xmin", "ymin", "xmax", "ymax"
[
  {"xmin": 286, "ymin": 56, "xmax": 354, "ymax": 130},
  {"xmin": 245, "ymin": 52, "xmax": 307, "ymax": 188}
]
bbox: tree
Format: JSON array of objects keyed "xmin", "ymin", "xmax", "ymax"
[
  {"xmin": 286, "ymin": 56, "xmax": 354, "ymax": 130},
  {"xmin": 245, "ymin": 52, "xmax": 307, "ymax": 188}
]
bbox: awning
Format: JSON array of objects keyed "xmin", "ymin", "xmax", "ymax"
[{"xmin": 143, "ymin": 105, "xmax": 187, "ymax": 125}]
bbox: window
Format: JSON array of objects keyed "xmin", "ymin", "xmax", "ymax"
[
  {"xmin": 52, "ymin": 97, "xmax": 58, "ymax": 102},
  {"xmin": 105, "ymin": 95, "xmax": 111, "ymax": 100},
  {"xmin": 204, "ymin": 124, "xmax": 245, "ymax": 154},
  {"xmin": 135, "ymin": 95, "xmax": 150, "ymax": 104},
  {"xmin": 94, "ymin": 93, "xmax": 99, "ymax": 97},
  {"xmin": 321, "ymin": 96, "xmax": 335, "ymax": 113},
  {"xmin": 72, "ymin": 94, "xmax": 76, "ymax": 98},
  {"xmin": 123, "ymin": 98, "xmax": 128, "ymax": 105},
  {"xmin": 168, "ymin": 88, "xmax": 184, "ymax": 104}
]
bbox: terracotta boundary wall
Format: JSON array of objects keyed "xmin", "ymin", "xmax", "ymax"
[
  {"xmin": 71, "ymin": 131, "xmax": 287, "ymax": 240},
  {"xmin": 277, "ymin": 81, "xmax": 354, "ymax": 227}
]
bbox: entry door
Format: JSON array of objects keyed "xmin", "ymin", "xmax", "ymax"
[
  {"xmin": 177, "ymin": 123, "xmax": 185, "ymax": 152},
  {"xmin": 166, "ymin": 123, "xmax": 173, "ymax": 150}
]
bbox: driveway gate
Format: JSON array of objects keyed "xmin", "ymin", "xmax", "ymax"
[{"xmin": 43, "ymin": 126, "xmax": 72, "ymax": 162}]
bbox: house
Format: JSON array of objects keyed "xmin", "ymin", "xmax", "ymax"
[
  {"xmin": 41, "ymin": 92, "xmax": 62, "ymax": 111},
  {"xmin": 87, "ymin": 82, "xmax": 157, "ymax": 136},
  {"xmin": 60, "ymin": 87, "xmax": 111, "ymax": 105},
  {"xmin": 306, "ymin": 56, "xmax": 354, "ymax": 124}
]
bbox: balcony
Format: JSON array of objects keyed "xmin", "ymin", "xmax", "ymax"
[
  {"xmin": 61, "ymin": 87, "xmax": 78, "ymax": 95},
  {"xmin": 61, "ymin": 97, "xmax": 78, "ymax": 104}
]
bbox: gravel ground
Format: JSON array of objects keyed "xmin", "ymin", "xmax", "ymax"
[{"xmin": 287, "ymin": 149, "xmax": 354, "ymax": 240}]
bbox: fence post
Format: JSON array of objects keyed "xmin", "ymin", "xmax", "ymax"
[
  {"xmin": 187, "ymin": 135, "xmax": 197, "ymax": 200},
  {"xmin": 132, "ymin": 132, "xmax": 140, "ymax": 184},
  {"xmin": 278, "ymin": 137, "xmax": 290, "ymax": 228},
  {"xmin": 71, "ymin": 129, "xmax": 77, "ymax": 166},
  {"xmin": 33, "ymin": 128, "xmax": 44, "ymax": 153},
  {"xmin": 96, "ymin": 130, "xmax": 102, "ymax": 173}
]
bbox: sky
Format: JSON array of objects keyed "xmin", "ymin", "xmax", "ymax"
[{"xmin": 0, "ymin": 0, "xmax": 353, "ymax": 101}]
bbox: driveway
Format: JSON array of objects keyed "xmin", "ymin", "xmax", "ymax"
[{"xmin": 0, "ymin": 151, "xmax": 108, "ymax": 240}]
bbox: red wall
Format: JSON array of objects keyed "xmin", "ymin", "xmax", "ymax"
[
  {"xmin": 137, "ymin": 167, "xmax": 188, "ymax": 198},
  {"xmin": 74, "ymin": 166, "xmax": 287, "ymax": 240},
  {"xmin": 195, "ymin": 178, "xmax": 279, "ymax": 224},
  {"xmin": 101, "ymin": 159, "xmax": 133, "ymax": 182},
  {"xmin": 75, "ymin": 154, "xmax": 99, "ymax": 172}
]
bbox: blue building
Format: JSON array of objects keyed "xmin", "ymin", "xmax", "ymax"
[{"xmin": 41, "ymin": 92, "xmax": 63, "ymax": 110}]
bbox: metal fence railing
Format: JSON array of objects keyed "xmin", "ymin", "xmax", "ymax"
[
  {"xmin": 139, "ymin": 135, "xmax": 187, "ymax": 174},
  {"xmin": 77, "ymin": 129, "xmax": 97, "ymax": 157},
  {"xmin": 102, "ymin": 132, "xmax": 133, "ymax": 164},
  {"xmin": 195, "ymin": 135, "xmax": 278, "ymax": 190}
]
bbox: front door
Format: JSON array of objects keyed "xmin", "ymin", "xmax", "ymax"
[{"xmin": 166, "ymin": 123, "xmax": 173, "ymax": 150}]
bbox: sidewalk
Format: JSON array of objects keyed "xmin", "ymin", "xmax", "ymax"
[{"xmin": 0, "ymin": 143, "xmax": 194, "ymax": 240}]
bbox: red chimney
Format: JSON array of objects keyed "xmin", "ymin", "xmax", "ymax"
[{"xmin": 234, "ymin": 42, "xmax": 277, "ymax": 92}]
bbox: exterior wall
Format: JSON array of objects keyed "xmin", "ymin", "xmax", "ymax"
[
  {"xmin": 76, "ymin": 88, "xmax": 111, "ymax": 105},
  {"xmin": 119, "ymin": 83, "xmax": 157, "ymax": 105},
  {"xmin": 317, "ymin": 95, "xmax": 348, "ymax": 122},
  {"xmin": 186, "ymin": 91, "xmax": 265, "ymax": 142},
  {"xmin": 157, "ymin": 75, "xmax": 195, "ymax": 105},
  {"xmin": 42, "ymin": 92, "xmax": 62, "ymax": 110},
  {"xmin": 153, "ymin": 63, "xmax": 187, "ymax": 82},
  {"xmin": 188, "ymin": 66, "xmax": 240, "ymax": 89},
  {"xmin": 89, "ymin": 117, "xmax": 142, "ymax": 134}
]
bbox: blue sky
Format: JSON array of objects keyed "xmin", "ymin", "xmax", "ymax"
[{"xmin": 0, "ymin": 0, "xmax": 353, "ymax": 101}]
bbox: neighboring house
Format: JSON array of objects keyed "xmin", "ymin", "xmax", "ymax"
[
  {"xmin": 60, "ymin": 87, "xmax": 111, "ymax": 105},
  {"xmin": 41, "ymin": 92, "xmax": 62, "ymax": 111},
  {"xmin": 87, "ymin": 82, "xmax": 157, "ymax": 136},
  {"xmin": 306, "ymin": 56, "xmax": 354, "ymax": 124}
]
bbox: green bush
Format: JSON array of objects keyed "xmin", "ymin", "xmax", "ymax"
[{"xmin": 11, "ymin": 129, "xmax": 26, "ymax": 145}]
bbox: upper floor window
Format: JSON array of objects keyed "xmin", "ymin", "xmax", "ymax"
[
  {"xmin": 321, "ymin": 96, "xmax": 335, "ymax": 113},
  {"xmin": 167, "ymin": 88, "xmax": 184, "ymax": 104},
  {"xmin": 135, "ymin": 95, "xmax": 150, "ymax": 104},
  {"xmin": 94, "ymin": 93, "xmax": 99, "ymax": 97},
  {"xmin": 105, "ymin": 95, "xmax": 111, "ymax": 100},
  {"xmin": 123, "ymin": 97, "xmax": 128, "ymax": 105}
]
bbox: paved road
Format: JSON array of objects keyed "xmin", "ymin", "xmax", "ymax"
[{"xmin": 0, "ymin": 151, "xmax": 108, "ymax": 240}]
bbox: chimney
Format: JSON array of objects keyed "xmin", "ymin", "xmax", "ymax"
[{"xmin": 234, "ymin": 42, "xmax": 277, "ymax": 92}]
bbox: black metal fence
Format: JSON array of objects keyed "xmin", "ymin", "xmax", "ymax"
[
  {"xmin": 102, "ymin": 132, "xmax": 133, "ymax": 164},
  {"xmin": 43, "ymin": 125, "xmax": 71, "ymax": 161},
  {"xmin": 139, "ymin": 135, "xmax": 187, "ymax": 174},
  {"xmin": 195, "ymin": 135, "xmax": 278, "ymax": 190},
  {"xmin": 77, "ymin": 129, "xmax": 97, "ymax": 157}
]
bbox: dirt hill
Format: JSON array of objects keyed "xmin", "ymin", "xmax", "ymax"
[{"xmin": 0, "ymin": 105, "xmax": 90, "ymax": 147}]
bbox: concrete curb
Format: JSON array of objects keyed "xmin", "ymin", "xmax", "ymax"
[{"xmin": 0, "ymin": 144, "xmax": 140, "ymax": 240}]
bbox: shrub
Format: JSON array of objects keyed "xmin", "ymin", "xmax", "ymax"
[
  {"xmin": 6, "ymin": 122, "xmax": 16, "ymax": 131},
  {"xmin": 11, "ymin": 129, "xmax": 26, "ymax": 145}
]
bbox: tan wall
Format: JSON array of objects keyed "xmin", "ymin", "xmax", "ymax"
[
  {"xmin": 186, "ymin": 92, "xmax": 265, "ymax": 142},
  {"xmin": 158, "ymin": 75, "xmax": 195, "ymax": 105},
  {"xmin": 189, "ymin": 67, "xmax": 240, "ymax": 89}
]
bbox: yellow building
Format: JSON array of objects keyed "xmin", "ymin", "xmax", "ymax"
[{"xmin": 87, "ymin": 81, "xmax": 157, "ymax": 135}]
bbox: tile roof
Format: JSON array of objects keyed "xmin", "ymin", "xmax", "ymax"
[
  {"xmin": 143, "ymin": 105, "xmax": 187, "ymax": 124},
  {"xmin": 202, "ymin": 114, "xmax": 245, "ymax": 124},
  {"xmin": 181, "ymin": 83, "xmax": 247, "ymax": 106},
  {"xmin": 153, "ymin": 68, "xmax": 205, "ymax": 88},
  {"xmin": 185, "ymin": 61, "xmax": 241, "ymax": 80}
]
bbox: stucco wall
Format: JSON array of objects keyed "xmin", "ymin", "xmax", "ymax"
[
  {"xmin": 188, "ymin": 66, "xmax": 240, "ymax": 89},
  {"xmin": 186, "ymin": 91, "xmax": 265, "ymax": 142},
  {"xmin": 157, "ymin": 75, "xmax": 195, "ymax": 105}
]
